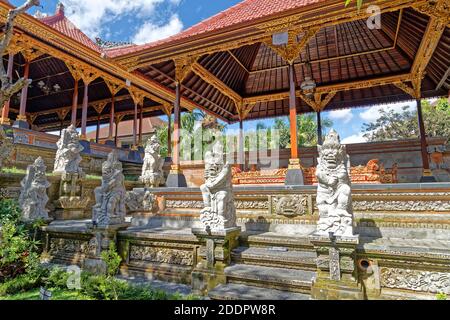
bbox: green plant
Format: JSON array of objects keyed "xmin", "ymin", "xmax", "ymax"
[
  {"xmin": 101, "ymin": 242, "xmax": 122, "ymax": 277},
  {"xmin": 0, "ymin": 199, "xmax": 22, "ymax": 224},
  {"xmin": 436, "ymin": 292, "xmax": 448, "ymax": 300}
]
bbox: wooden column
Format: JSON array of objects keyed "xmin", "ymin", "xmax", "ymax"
[
  {"xmin": 1, "ymin": 53, "xmax": 14, "ymax": 124},
  {"xmin": 172, "ymin": 82, "xmax": 181, "ymax": 168},
  {"xmin": 114, "ymin": 117, "xmax": 120, "ymax": 147},
  {"xmin": 17, "ymin": 60, "xmax": 30, "ymax": 124},
  {"xmin": 285, "ymin": 63, "xmax": 304, "ymax": 185},
  {"xmin": 288, "ymin": 63, "xmax": 298, "ymax": 159},
  {"xmin": 80, "ymin": 82, "xmax": 89, "ymax": 139},
  {"xmin": 167, "ymin": 113, "xmax": 172, "ymax": 157},
  {"xmin": 95, "ymin": 116, "xmax": 101, "ymax": 143},
  {"xmin": 416, "ymin": 98, "xmax": 434, "ymax": 182},
  {"xmin": 139, "ymin": 104, "xmax": 143, "ymax": 145},
  {"xmin": 238, "ymin": 119, "xmax": 245, "ymax": 171},
  {"xmin": 133, "ymin": 102, "xmax": 138, "ymax": 148},
  {"xmin": 71, "ymin": 80, "xmax": 79, "ymax": 126},
  {"xmin": 317, "ymin": 111, "xmax": 323, "ymax": 145}
]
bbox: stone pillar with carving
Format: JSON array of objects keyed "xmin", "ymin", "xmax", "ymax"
[
  {"xmin": 191, "ymin": 141, "xmax": 241, "ymax": 295},
  {"xmin": 53, "ymin": 124, "xmax": 89, "ymax": 220},
  {"xmin": 309, "ymin": 129, "xmax": 363, "ymax": 300}
]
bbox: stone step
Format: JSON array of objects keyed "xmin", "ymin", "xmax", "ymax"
[
  {"xmin": 120, "ymin": 261, "xmax": 193, "ymax": 285},
  {"xmin": 240, "ymin": 232, "xmax": 314, "ymax": 251},
  {"xmin": 209, "ymin": 283, "xmax": 311, "ymax": 300},
  {"xmin": 225, "ymin": 264, "xmax": 315, "ymax": 294},
  {"xmin": 231, "ymin": 246, "xmax": 317, "ymax": 270}
]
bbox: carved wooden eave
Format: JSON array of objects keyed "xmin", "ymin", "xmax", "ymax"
[{"xmin": 115, "ymin": 0, "xmax": 429, "ymax": 69}]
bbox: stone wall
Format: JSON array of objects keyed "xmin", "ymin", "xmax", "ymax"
[{"xmin": 176, "ymin": 138, "xmax": 450, "ymax": 186}]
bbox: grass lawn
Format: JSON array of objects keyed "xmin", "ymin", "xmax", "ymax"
[{"xmin": 0, "ymin": 288, "xmax": 94, "ymax": 300}]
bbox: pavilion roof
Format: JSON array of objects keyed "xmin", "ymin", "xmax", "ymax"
[
  {"xmin": 108, "ymin": 0, "xmax": 450, "ymax": 123},
  {"xmin": 107, "ymin": 0, "xmax": 325, "ymax": 58},
  {"xmin": 39, "ymin": 4, "xmax": 101, "ymax": 53}
]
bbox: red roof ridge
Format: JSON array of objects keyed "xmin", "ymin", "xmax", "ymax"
[{"xmin": 39, "ymin": 4, "xmax": 101, "ymax": 53}]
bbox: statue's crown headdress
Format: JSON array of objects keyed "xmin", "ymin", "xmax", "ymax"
[
  {"xmin": 322, "ymin": 129, "xmax": 341, "ymax": 148},
  {"xmin": 34, "ymin": 157, "xmax": 46, "ymax": 170}
]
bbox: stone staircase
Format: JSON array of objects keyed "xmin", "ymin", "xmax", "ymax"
[{"xmin": 208, "ymin": 232, "xmax": 317, "ymax": 300}]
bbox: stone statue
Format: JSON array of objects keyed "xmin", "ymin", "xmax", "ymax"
[
  {"xmin": 53, "ymin": 124, "xmax": 84, "ymax": 175},
  {"xmin": 92, "ymin": 150, "xmax": 126, "ymax": 227},
  {"xmin": 19, "ymin": 157, "xmax": 51, "ymax": 221},
  {"xmin": 200, "ymin": 141, "xmax": 236, "ymax": 232},
  {"xmin": 125, "ymin": 190, "xmax": 155, "ymax": 212},
  {"xmin": 315, "ymin": 129, "xmax": 354, "ymax": 237},
  {"xmin": 0, "ymin": 126, "xmax": 14, "ymax": 168},
  {"xmin": 140, "ymin": 134, "xmax": 164, "ymax": 187}
]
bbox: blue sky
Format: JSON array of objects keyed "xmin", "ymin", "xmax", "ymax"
[{"xmin": 11, "ymin": 0, "xmax": 424, "ymax": 143}]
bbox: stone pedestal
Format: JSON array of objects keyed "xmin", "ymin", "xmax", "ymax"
[
  {"xmin": 166, "ymin": 172, "xmax": 187, "ymax": 188},
  {"xmin": 82, "ymin": 223, "xmax": 130, "ymax": 275},
  {"xmin": 309, "ymin": 233, "xmax": 364, "ymax": 300},
  {"xmin": 191, "ymin": 227, "xmax": 241, "ymax": 295},
  {"xmin": 285, "ymin": 159, "xmax": 304, "ymax": 185},
  {"xmin": 13, "ymin": 119, "xmax": 29, "ymax": 129},
  {"xmin": 54, "ymin": 173, "xmax": 90, "ymax": 220}
]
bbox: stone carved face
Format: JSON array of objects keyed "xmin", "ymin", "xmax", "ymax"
[{"xmin": 318, "ymin": 130, "xmax": 345, "ymax": 170}]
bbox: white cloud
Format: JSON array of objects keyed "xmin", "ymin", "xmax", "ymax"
[
  {"xmin": 132, "ymin": 14, "xmax": 183, "ymax": 44},
  {"xmin": 359, "ymin": 101, "xmax": 416, "ymax": 122},
  {"xmin": 328, "ymin": 109, "xmax": 353, "ymax": 124},
  {"xmin": 341, "ymin": 133, "xmax": 367, "ymax": 145},
  {"xmin": 61, "ymin": 0, "xmax": 180, "ymax": 40}
]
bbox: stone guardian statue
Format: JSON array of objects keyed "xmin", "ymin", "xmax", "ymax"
[
  {"xmin": 19, "ymin": 157, "xmax": 51, "ymax": 221},
  {"xmin": 92, "ymin": 150, "xmax": 126, "ymax": 227},
  {"xmin": 200, "ymin": 141, "xmax": 236, "ymax": 231},
  {"xmin": 315, "ymin": 129, "xmax": 354, "ymax": 237},
  {"xmin": 140, "ymin": 134, "xmax": 164, "ymax": 187},
  {"xmin": 53, "ymin": 124, "xmax": 84, "ymax": 175}
]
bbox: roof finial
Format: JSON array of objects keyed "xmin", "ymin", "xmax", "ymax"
[{"xmin": 56, "ymin": 2, "xmax": 65, "ymax": 15}]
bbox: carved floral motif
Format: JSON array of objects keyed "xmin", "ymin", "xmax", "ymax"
[
  {"xmin": 380, "ymin": 268, "xmax": 450, "ymax": 294},
  {"xmin": 129, "ymin": 245, "xmax": 193, "ymax": 266}
]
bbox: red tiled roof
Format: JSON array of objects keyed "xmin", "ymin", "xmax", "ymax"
[
  {"xmin": 107, "ymin": 0, "xmax": 324, "ymax": 58},
  {"xmin": 40, "ymin": 7, "xmax": 101, "ymax": 53}
]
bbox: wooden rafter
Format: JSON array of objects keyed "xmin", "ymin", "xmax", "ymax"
[{"xmin": 191, "ymin": 61, "xmax": 243, "ymax": 106}]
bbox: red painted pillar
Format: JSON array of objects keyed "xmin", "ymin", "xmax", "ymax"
[
  {"xmin": 80, "ymin": 82, "xmax": 89, "ymax": 139},
  {"xmin": 17, "ymin": 60, "xmax": 30, "ymax": 123},
  {"xmin": 288, "ymin": 63, "xmax": 298, "ymax": 159},
  {"xmin": 71, "ymin": 80, "xmax": 79, "ymax": 126},
  {"xmin": 108, "ymin": 95, "xmax": 115, "ymax": 139}
]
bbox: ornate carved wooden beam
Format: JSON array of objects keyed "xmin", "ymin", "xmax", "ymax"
[
  {"xmin": 37, "ymin": 105, "xmax": 163, "ymax": 131},
  {"xmin": 27, "ymin": 94, "xmax": 133, "ymax": 118},
  {"xmin": 264, "ymin": 27, "xmax": 319, "ymax": 64},
  {"xmin": 174, "ymin": 56, "xmax": 198, "ymax": 84},
  {"xmin": 243, "ymin": 73, "xmax": 412, "ymax": 105},
  {"xmin": 191, "ymin": 61, "xmax": 243, "ymax": 106},
  {"xmin": 298, "ymin": 91, "xmax": 338, "ymax": 112}
]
